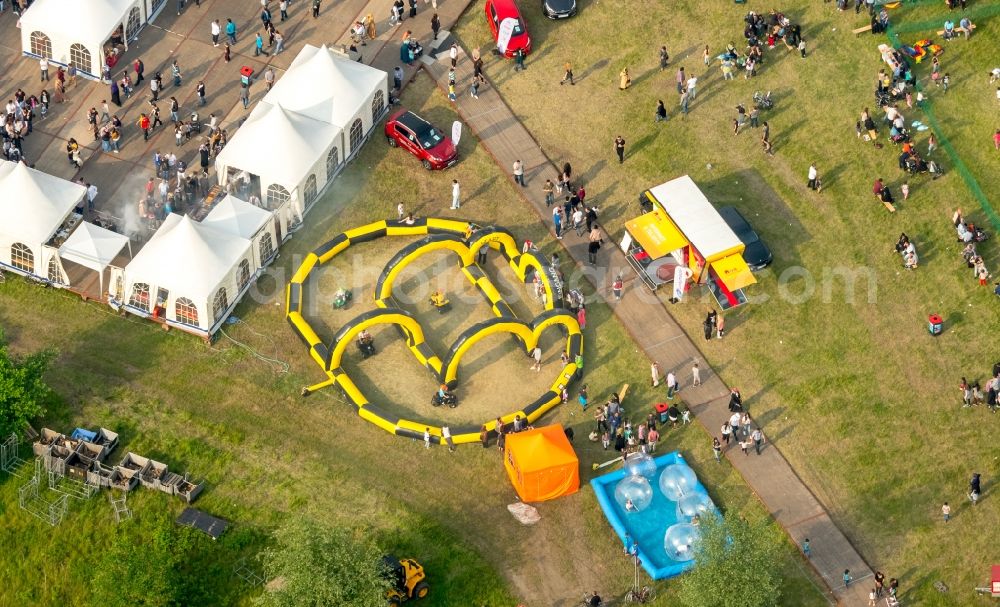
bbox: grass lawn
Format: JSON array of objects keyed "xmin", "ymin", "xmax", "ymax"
[
  {"xmin": 0, "ymin": 73, "xmax": 828, "ymax": 606},
  {"xmin": 453, "ymin": 0, "xmax": 1000, "ymax": 603}
]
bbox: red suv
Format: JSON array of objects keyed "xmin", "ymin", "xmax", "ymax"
[
  {"xmin": 384, "ymin": 109, "xmax": 458, "ymax": 170},
  {"xmin": 485, "ymin": 0, "xmax": 532, "ymax": 57}
]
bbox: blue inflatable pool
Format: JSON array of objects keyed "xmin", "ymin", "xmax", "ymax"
[{"xmin": 590, "ymin": 451, "xmax": 718, "ymax": 580}]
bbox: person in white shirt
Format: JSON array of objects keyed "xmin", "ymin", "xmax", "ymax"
[
  {"xmin": 39, "ymin": 57, "xmax": 49, "ymax": 82},
  {"xmin": 572, "ymin": 208, "xmax": 584, "ymax": 236},
  {"xmin": 807, "ymin": 163, "xmax": 819, "ymax": 190},
  {"xmin": 449, "ymin": 44, "xmax": 458, "ymax": 67},
  {"xmin": 450, "ymin": 179, "xmax": 460, "ymax": 209},
  {"xmin": 86, "ymin": 183, "xmax": 98, "ymax": 211},
  {"xmin": 685, "ymin": 75, "xmax": 698, "ymax": 99},
  {"xmin": 211, "ymin": 20, "xmax": 221, "ymax": 46},
  {"xmin": 991, "ymin": 67, "xmax": 1000, "ymax": 84}
]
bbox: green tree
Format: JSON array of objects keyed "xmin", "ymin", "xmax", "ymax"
[
  {"xmin": 0, "ymin": 331, "xmax": 54, "ymax": 438},
  {"xmin": 677, "ymin": 512, "xmax": 784, "ymax": 607},
  {"xmin": 253, "ymin": 517, "xmax": 391, "ymax": 607},
  {"xmin": 90, "ymin": 515, "xmax": 197, "ymax": 607}
]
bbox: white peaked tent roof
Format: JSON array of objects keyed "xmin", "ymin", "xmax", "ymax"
[
  {"xmin": 649, "ymin": 175, "xmax": 742, "ymax": 257},
  {"xmin": 59, "ymin": 222, "xmax": 130, "ymax": 273},
  {"xmin": 0, "ymin": 160, "xmax": 85, "ymax": 247},
  {"xmin": 126, "ymin": 214, "xmax": 250, "ymax": 301},
  {"xmin": 215, "ymin": 101, "xmax": 341, "ymax": 187},
  {"xmin": 20, "ymin": 0, "xmax": 136, "ymax": 45},
  {"xmin": 201, "ymin": 195, "xmax": 272, "ymax": 240},
  {"xmin": 267, "ymin": 44, "xmax": 387, "ymax": 128}
]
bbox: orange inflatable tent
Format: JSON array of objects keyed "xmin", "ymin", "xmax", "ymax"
[{"xmin": 504, "ymin": 425, "xmax": 580, "ymax": 502}]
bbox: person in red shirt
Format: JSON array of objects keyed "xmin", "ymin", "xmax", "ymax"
[
  {"xmin": 872, "ymin": 177, "xmax": 884, "ymax": 198},
  {"xmin": 994, "ymin": 129, "xmax": 1000, "ymax": 151},
  {"xmin": 137, "ymin": 113, "xmax": 151, "ymax": 141}
]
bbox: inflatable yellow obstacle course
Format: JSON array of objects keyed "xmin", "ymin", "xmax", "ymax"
[{"xmin": 286, "ymin": 218, "xmax": 583, "ymax": 446}]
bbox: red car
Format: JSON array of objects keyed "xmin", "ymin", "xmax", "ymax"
[
  {"xmin": 485, "ymin": 0, "xmax": 532, "ymax": 57},
  {"xmin": 384, "ymin": 109, "xmax": 458, "ymax": 170}
]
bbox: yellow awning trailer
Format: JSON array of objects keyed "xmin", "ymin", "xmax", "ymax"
[{"xmin": 623, "ymin": 176, "xmax": 756, "ymax": 308}]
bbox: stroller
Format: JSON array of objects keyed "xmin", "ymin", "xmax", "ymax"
[
  {"xmin": 189, "ymin": 111, "xmax": 202, "ymax": 135},
  {"xmin": 752, "ymin": 90, "xmax": 773, "ymax": 110}
]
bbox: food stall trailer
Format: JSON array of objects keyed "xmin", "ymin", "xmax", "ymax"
[{"xmin": 619, "ymin": 175, "xmax": 756, "ymax": 309}]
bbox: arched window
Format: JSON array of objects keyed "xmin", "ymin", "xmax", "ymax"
[
  {"xmin": 128, "ymin": 282, "xmax": 150, "ymax": 311},
  {"xmin": 212, "ymin": 288, "xmax": 229, "ymax": 320},
  {"xmin": 371, "ymin": 90, "xmax": 385, "ymax": 122},
  {"xmin": 47, "ymin": 257, "xmax": 63, "ymax": 284},
  {"xmin": 265, "ymin": 184, "xmax": 290, "ymax": 210},
  {"xmin": 349, "ymin": 118, "xmax": 364, "ymax": 152},
  {"xmin": 174, "ymin": 297, "xmax": 199, "ymax": 326},
  {"xmin": 259, "ymin": 232, "xmax": 275, "ymax": 263},
  {"xmin": 237, "ymin": 259, "xmax": 251, "ymax": 290},
  {"xmin": 69, "ymin": 43, "xmax": 92, "ymax": 74},
  {"xmin": 326, "ymin": 146, "xmax": 340, "ymax": 179},
  {"xmin": 304, "ymin": 174, "xmax": 317, "ymax": 205},
  {"xmin": 126, "ymin": 7, "xmax": 142, "ymax": 41},
  {"xmin": 30, "ymin": 32, "xmax": 52, "ymax": 58},
  {"xmin": 10, "ymin": 243, "xmax": 34, "ymax": 274}
]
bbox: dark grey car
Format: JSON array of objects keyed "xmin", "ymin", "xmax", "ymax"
[
  {"xmin": 718, "ymin": 206, "xmax": 773, "ymax": 271},
  {"xmin": 542, "ymin": 0, "xmax": 576, "ymax": 18}
]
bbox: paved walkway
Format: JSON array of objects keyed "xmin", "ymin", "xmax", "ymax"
[{"xmin": 361, "ymin": 8, "xmax": 875, "ymax": 606}]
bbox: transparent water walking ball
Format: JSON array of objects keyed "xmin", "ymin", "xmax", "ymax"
[
  {"xmin": 658, "ymin": 463, "xmax": 698, "ymax": 501},
  {"xmin": 664, "ymin": 523, "xmax": 700, "ymax": 562},
  {"xmin": 624, "ymin": 452, "xmax": 657, "ymax": 478},
  {"xmin": 676, "ymin": 492, "xmax": 713, "ymax": 521},
  {"xmin": 614, "ymin": 474, "xmax": 653, "ymax": 512}
]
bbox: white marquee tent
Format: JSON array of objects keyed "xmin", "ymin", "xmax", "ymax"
[
  {"xmin": 19, "ymin": 0, "xmax": 152, "ymax": 79},
  {"xmin": 200, "ymin": 195, "xmax": 279, "ymax": 269},
  {"xmin": 214, "ymin": 101, "xmax": 341, "ymax": 223},
  {"xmin": 0, "ymin": 160, "xmax": 85, "ymax": 281},
  {"xmin": 58, "ymin": 221, "xmax": 132, "ymax": 297},
  {"xmin": 215, "ymin": 45, "xmax": 389, "ymax": 224},
  {"xmin": 266, "ymin": 44, "xmax": 390, "ymax": 162},
  {"xmin": 123, "ymin": 214, "xmax": 254, "ymax": 336}
]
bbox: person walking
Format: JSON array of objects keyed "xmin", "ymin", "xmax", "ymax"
[
  {"xmin": 751, "ymin": 427, "xmax": 765, "ymax": 455},
  {"xmin": 450, "ymin": 179, "xmax": 460, "ymax": 209},
  {"xmin": 255, "ymin": 32, "xmax": 268, "ymax": 56},
  {"xmin": 211, "ymin": 19, "xmax": 221, "ymax": 46},
  {"xmin": 137, "ymin": 113, "xmax": 151, "ymax": 141},
  {"xmin": 676, "ymin": 67, "xmax": 685, "ymax": 93},
  {"xmin": 692, "ymin": 361, "xmax": 701, "ymax": 386},
  {"xmin": 150, "ymin": 73, "xmax": 160, "ymax": 101},
  {"xmin": 969, "ymin": 472, "xmax": 981, "ymax": 505},
  {"xmin": 264, "ymin": 68, "xmax": 275, "ymax": 91},
  {"xmin": 679, "ymin": 88, "xmax": 690, "ymax": 115},
  {"xmin": 712, "ymin": 437, "xmax": 722, "ymax": 462},
  {"xmin": 659, "ymin": 46, "xmax": 669, "ymax": 70},
  {"xmin": 512, "ymin": 159, "xmax": 525, "ymax": 186},
  {"xmin": 279, "ymin": 0, "xmax": 288, "ymax": 21},
  {"xmin": 530, "ymin": 346, "xmax": 542, "ymax": 371},
  {"xmin": 552, "ymin": 205, "xmax": 563, "ymax": 239},
  {"xmin": 171, "ymin": 60, "xmax": 182, "ymax": 87},
  {"xmin": 449, "ymin": 43, "xmax": 459, "ymax": 68},
  {"xmin": 274, "ymin": 29, "xmax": 285, "ymax": 54},
  {"xmin": 431, "ymin": 13, "xmax": 440, "ymax": 40},
  {"xmin": 39, "ymin": 57, "xmax": 49, "ymax": 82},
  {"xmin": 134, "ymin": 58, "xmax": 145, "ymax": 84},
  {"xmin": 614, "ymin": 135, "xmax": 625, "ymax": 164},
  {"xmin": 619, "ymin": 67, "xmax": 631, "ymax": 90},
  {"xmin": 240, "ymin": 83, "xmax": 250, "ymax": 110},
  {"xmin": 686, "ymin": 74, "xmax": 697, "ymax": 99},
  {"xmin": 802, "ymin": 538, "xmax": 810, "ymax": 558},
  {"xmin": 942, "ymin": 501, "xmax": 951, "ymax": 522},
  {"xmin": 196, "ymin": 81, "xmax": 206, "ymax": 106},
  {"xmin": 587, "ymin": 225, "xmax": 603, "ymax": 265},
  {"xmin": 423, "ymin": 427, "xmax": 431, "ymax": 449},
  {"xmin": 312, "ymin": 0, "xmax": 320, "ymax": 18},
  {"xmin": 655, "ymin": 99, "xmax": 667, "ymax": 122},
  {"xmin": 612, "ymin": 274, "xmax": 623, "ymax": 301},
  {"xmin": 843, "ymin": 570, "xmax": 852, "ymax": 588},
  {"xmin": 561, "ymin": 61, "xmax": 574, "ymax": 85},
  {"xmin": 807, "ymin": 162, "xmax": 819, "ymax": 190},
  {"xmin": 721, "ymin": 421, "xmax": 732, "ymax": 445},
  {"xmin": 225, "ymin": 18, "xmax": 237, "ymax": 44}
]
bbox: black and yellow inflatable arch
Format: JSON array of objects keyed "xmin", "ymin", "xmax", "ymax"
[{"xmin": 286, "ymin": 218, "xmax": 583, "ymax": 445}]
